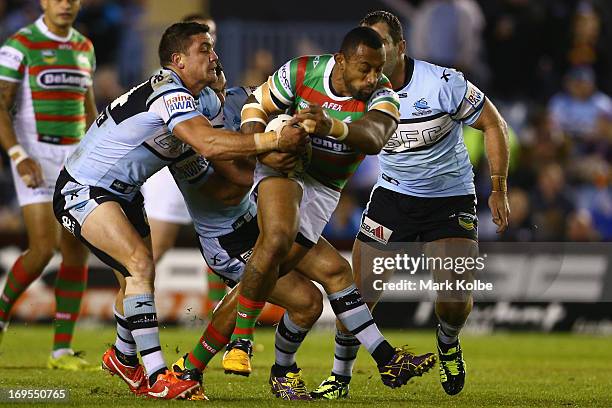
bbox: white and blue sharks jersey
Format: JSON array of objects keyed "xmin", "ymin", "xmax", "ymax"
[
  {"xmin": 172, "ymin": 85, "xmax": 257, "ymax": 239},
  {"xmin": 222, "ymin": 86, "xmax": 257, "ymax": 130},
  {"xmin": 65, "ymin": 68, "xmax": 222, "ymax": 201},
  {"xmin": 376, "ymin": 58, "xmax": 485, "ymax": 197}
]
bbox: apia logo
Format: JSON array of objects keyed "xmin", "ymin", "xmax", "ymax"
[
  {"xmin": 412, "ymin": 98, "xmax": 432, "ymax": 116},
  {"xmin": 36, "ymin": 69, "xmax": 91, "ymax": 89},
  {"xmin": 164, "ymin": 93, "xmax": 195, "ymax": 115}
]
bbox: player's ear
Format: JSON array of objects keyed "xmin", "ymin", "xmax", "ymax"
[
  {"xmin": 171, "ymin": 52, "xmax": 185, "ymax": 69},
  {"xmin": 334, "ymin": 53, "xmax": 345, "ymax": 70},
  {"xmin": 398, "ymin": 39, "xmax": 406, "ymax": 56}
]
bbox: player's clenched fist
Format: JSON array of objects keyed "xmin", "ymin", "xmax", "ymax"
[
  {"xmin": 17, "ymin": 157, "xmax": 44, "ymax": 188},
  {"xmin": 294, "ymin": 104, "xmax": 332, "ymax": 137},
  {"xmin": 276, "ymin": 117, "xmax": 309, "ymax": 154}
]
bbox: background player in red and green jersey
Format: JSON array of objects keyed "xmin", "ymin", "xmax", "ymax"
[{"xmin": 0, "ymin": 0, "xmax": 97, "ymax": 370}]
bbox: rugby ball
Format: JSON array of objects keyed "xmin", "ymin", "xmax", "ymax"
[{"xmin": 265, "ymin": 114, "xmax": 312, "ymax": 179}]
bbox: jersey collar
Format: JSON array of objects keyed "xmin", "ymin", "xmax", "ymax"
[
  {"xmin": 324, "ymin": 56, "xmax": 351, "ymax": 102},
  {"xmin": 35, "ymin": 15, "xmax": 74, "ymax": 42},
  {"xmin": 394, "ymin": 55, "xmax": 414, "ymax": 92}
]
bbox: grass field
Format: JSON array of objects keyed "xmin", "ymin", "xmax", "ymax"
[{"xmin": 0, "ymin": 325, "xmax": 611, "ymax": 407}]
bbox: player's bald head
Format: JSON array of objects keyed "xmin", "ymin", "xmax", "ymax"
[{"xmin": 339, "ymin": 26, "xmax": 384, "ymax": 59}]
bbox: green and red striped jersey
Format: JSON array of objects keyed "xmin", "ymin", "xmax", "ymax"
[
  {"xmin": 0, "ymin": 16, "xmax": 95, "ymax": 144},
  {"xmin": 268, "ymin": 54, "xmax": 400, "ymax": 191}
]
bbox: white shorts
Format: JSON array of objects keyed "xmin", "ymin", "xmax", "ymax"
[
  {"xmin": 254, "ymin": 162, "xmax": 341, "ymax": 246},
  {"xmin": 142, "ymin": 167, "xmax": 191, "ymax": 225},
  {"xmin": 10, "ymin": 141, "xmax": 76, "ymax": 207}
]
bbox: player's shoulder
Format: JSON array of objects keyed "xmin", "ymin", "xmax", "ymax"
[
  {"xmin": 413, "ymin": 59, "xmax": 465, "ymax": 89},
  {"xmin": 297, "ymin": 54, "xmax": 332, "ymax": 78},
  {"xmin": 148, "ymin": 69, "xmax": 189, "ymax": 95},
  {"xmin": 3, "ymin": 24, "xmax": 36, "ymax": 49},
  {"xmin": 69, "ymin": 28, "xmax": 94, "ymax": 51},
  {"xmin": 198, "ymin": 86, "xmax": 222, "ymax": 119}
]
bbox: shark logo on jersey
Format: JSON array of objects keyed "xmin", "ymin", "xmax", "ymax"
[
  {"xmin": 163, "ymin": 93, "xmax": 195, "ymax": 116},
  {"xmin": 412, "ymin": 98, "xmax": 432, "ymax": 116}
]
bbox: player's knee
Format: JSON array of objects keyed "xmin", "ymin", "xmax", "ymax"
[
  {"xmin": 260, "ymin": 230, "xmax": 294, "ymax": 260},
  {"xmin": 29, "ymin": 237, "xmax": 59, "ymax": 264},
  {"xmin": 288, "ymin": 290, "xmax": 323, "ymax": 328},
  {"xmin": 321, "ymin": 257, "xmax": 354, "ymax": 292}
]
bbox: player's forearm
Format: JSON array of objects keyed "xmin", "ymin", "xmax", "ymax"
[
  {"xmin": 480, "ymin": 109, "xmax": 510, "ymax": 179},
  {"xmin": 345, "ymin": 115, "xmax": 396, "ymax": 155},
  {"xmin": 0, "ymin": 109, "xmax": 19, "ymax": 152},
  {"xmin": 84, "ymin": 87, "xmax": 98, "ymax": 130}
]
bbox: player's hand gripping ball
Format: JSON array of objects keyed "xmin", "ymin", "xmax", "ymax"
[{"xmin": 266, "ymin": 114, "xmax": 312, "ymax": 179}]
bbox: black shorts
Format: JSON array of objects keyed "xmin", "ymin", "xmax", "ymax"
[
  {"xmin": 356, "ymin": 187, "xmax": 478, "ymax": 244},
  {"xmin": 197, "ymin": 214, "xmax": 260, "ymax": 288},
  {"xmin": 53, "ymin": 168, "xmax": 150, "ymax": 276}
]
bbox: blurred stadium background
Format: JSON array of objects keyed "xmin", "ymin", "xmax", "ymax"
[{"xmin": 0, "ymin": 0, "xmax": 611, "ymax": 334}]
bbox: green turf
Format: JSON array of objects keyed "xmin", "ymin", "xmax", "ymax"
[{"xmin": 0, "ymin": 324, "xmax": 611, "ymax": 407}]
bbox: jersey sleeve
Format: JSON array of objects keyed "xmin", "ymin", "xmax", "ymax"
[
  {"xmin": 0, "ymin": 36, "xmax": 27, "ymax": 83},
  {"xmin": 198, "ymin": 87, "xmax": 224, "ymax": 128},
  {"xmin": 366, "ymin": 84, "xmax": 401, "ymax": 123},
  {"xmin": 148, "ymin": 89, "xmax": 201, "ymax": 132},
  {"xmin": 265, "ymin": 57, "xmax": 302, "ymax": 110},
  {"xmin": 442, "ymin": 69, "xmax": 485, "ymax": 125}
]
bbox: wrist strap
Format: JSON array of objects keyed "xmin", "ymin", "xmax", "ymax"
[
  {"xmin": 8, "ymin": 144, "xmax": 28, "ymax": 166},
  {"xmin": 329, "ymin": 118, "xmax": 349, "ymax": 142},
  {"xmin": 491, "ymin": 175, "xmax": 507, "ymax": 192}
]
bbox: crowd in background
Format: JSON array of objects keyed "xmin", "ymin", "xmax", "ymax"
[{"xmin": 0, "ymin": 0, "xmax": 610, "ymax": 243}]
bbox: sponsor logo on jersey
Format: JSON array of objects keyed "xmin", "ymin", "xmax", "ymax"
[
  {"xmin": 466, "ymin": 85, "xmax": 483, "ymax": 108},
  {"xmin": 450, "ymin": 212, "xmax": 477, "ymax": 231},
  {"xmin": 412, "ymin": 98, "xmax": 432, "ymax": 116},
  {"xmin": 77, "ymin": 53, "xmax": 91, "ymax": 68},
  {"xmin": 311, "ymin": 136, "xmax": 354, "ymax": 153},
  {"xmin": 172, "ymin": 154, "xmax": 210, "ymax": 182},
  {"xmin": 0, "ymin": 45, "xmax": 23, "ymax": 70},
  {"xmin": 41, "ymin": 49, "xmax": 56, "ymax": 64},
  {"xmin": 163, "ymin": 93, "xmax": 195, "ymax": 116},
  {"xmin": 313, "ymin": 56, "xmax": 320, "ymax": 69},
  {"xmin": 322, "ymin": 101, "xmax": 343, "ymax": 111},
  {"xmin": 36, "ymin": 68, "xmax": 91, "ymax": 89},
  {"xmin": 240, "ymin": 248, "xmax": 254, "ymax": 264},
  {"xmin": 360, "ymin": 216, "xmax": 392, "ymax": 244}
]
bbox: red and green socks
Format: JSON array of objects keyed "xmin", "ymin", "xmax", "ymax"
[
  {"xmin": 0, "ymin": 256, "xmax": 38, "ymax": 326},
  {"xmin": 52, "ymin": 264, "xmax": 88, "ymax": 353},
  {"xmin": 230, "ymin": 295, "xmax": 265, "ymax": 342},
  {"xmin": 185, "ymin": 323, "xmax": 229, "ymax": 371}
]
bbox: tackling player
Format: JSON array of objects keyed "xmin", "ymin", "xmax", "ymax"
[
  {"xmin": 53, "ymin": 22, "xmax": 307, "ymax": 399},
  {"xmin": 223, "ymin": 26, "xmax": 436, "ymax": 389},
  {"xmin": 0, "ymin": 0, "xmax": 96, "ymax": 370},
  {"xmin": 312, "ymin": 11, "xmax": 510, "ymax": 399}
]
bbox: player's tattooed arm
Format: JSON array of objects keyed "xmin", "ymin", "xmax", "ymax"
[
  {"xmin": 0, "ymin": 80, "xmax": 19, "ymax": 151},
  {"xmin": 84, "ymin": 86, "xmax": 98, "ymax": 129},
  {"xmin": 471, "ymin": 97, "xmax": 510, "ymax": 233},
  {"xmin": 0, "ymin": 79, "xmax": 43, "ymax": 187}
]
